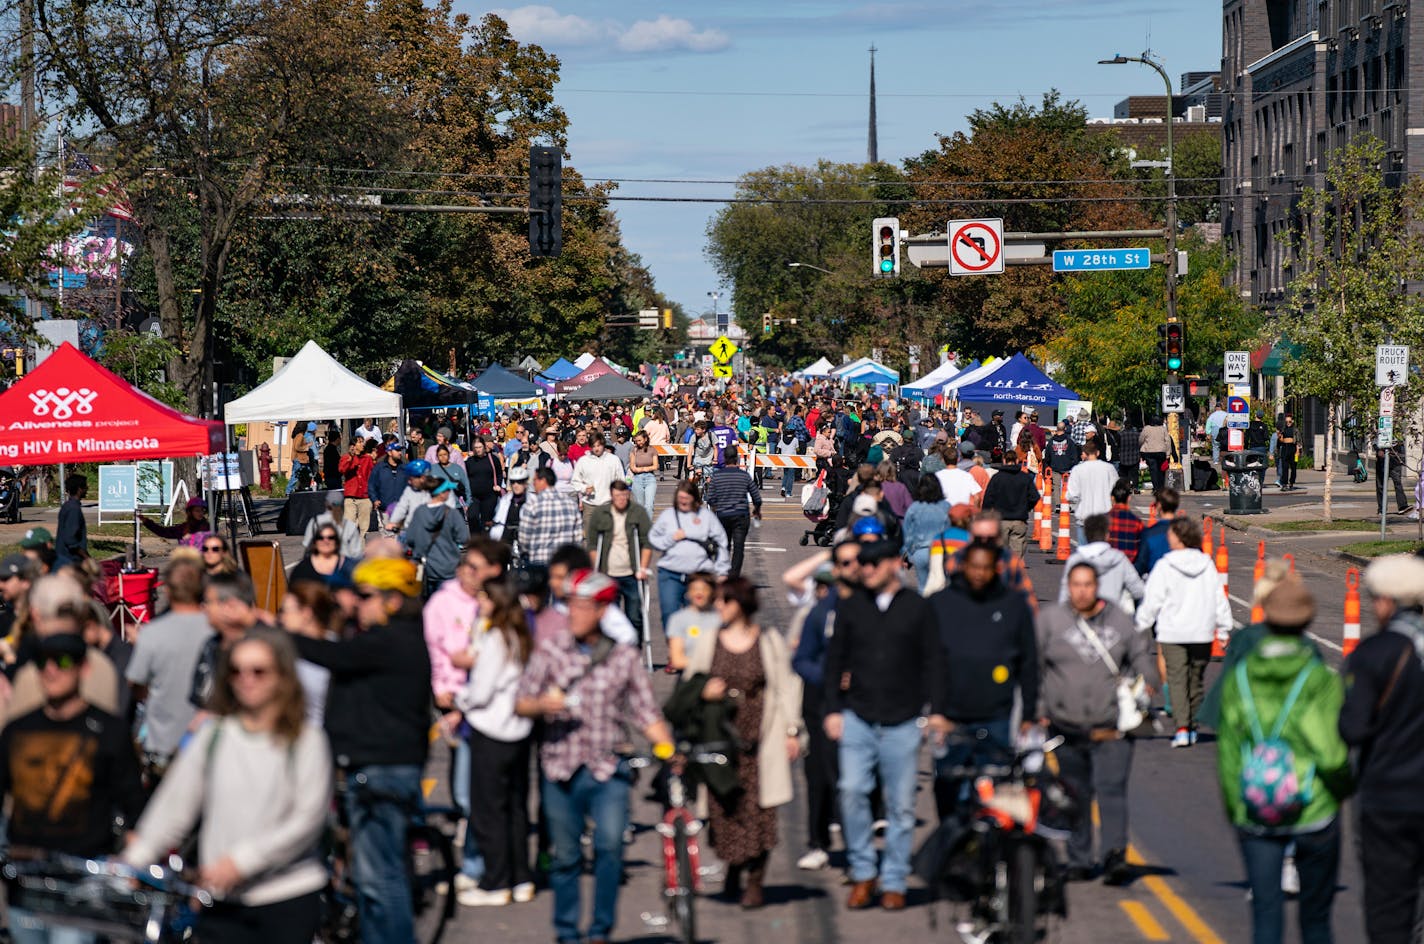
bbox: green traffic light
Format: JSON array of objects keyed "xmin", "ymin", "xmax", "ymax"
[
  {"xmin": 1167, "ymin": 356, "xmax": 1183, "ymax": 371},
  {"xmin": 880, "ymin": 258, "xmax": 894, "ymax": 273}
]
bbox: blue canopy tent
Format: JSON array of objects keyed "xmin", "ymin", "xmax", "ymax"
[
  {"xmin": 947, "ymin": 353, "xmax": 1080, "ymax": 407},
  {"xmin": 535, "ymin": 358, "xmax": 580, "ymax": 387},
  {"xmin": 841, "ymin": 362, "xmax": 899, "ymax": 387}
]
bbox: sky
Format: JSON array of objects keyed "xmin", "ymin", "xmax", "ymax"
[{"xmin": 463, "ymin": 1, "xmax": 1224, "ymax": 323}]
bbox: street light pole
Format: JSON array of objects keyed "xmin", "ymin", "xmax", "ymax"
[
  {"xmin": 787, "ymin": 262, "xmax": 834, "ymax": 275},
  {"xmin": 1101, "ymin": 51, "xmax": 1182, "ymax": 487}
]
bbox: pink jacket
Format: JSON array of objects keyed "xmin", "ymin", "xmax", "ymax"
[{"xmin": 423, "ymin": 581, "xmax": 481, "ymax": 698}]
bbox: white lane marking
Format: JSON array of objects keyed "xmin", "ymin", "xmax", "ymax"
[{"xmin": 1228, "ymin": 592, "xmax": 1343, "ymax": 652}]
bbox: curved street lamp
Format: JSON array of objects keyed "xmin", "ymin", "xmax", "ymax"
[{"xmin": 787, "ymin": 262, "xmax": 834, "ymax": 275}]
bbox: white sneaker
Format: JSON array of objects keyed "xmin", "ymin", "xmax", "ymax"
[
  {"xmin": 1281, "ymin": 856, "xmax": 1300, "ymax": 895},
  {"xmin": 457, "ymin": 886, "xmax": 511, "ymax": 907},
  {"xmin": 512, "ymin": 882, "xmax": 536, "ymax": 903},
  {"xmin": 797, "ymin": 848, "xmax": 830, "ymax": 871},
  {"xmin": 1171, "ymin": 729, "xmax": 1192, "ymax": 748},
  {"xmin": 455, "ymin": 873, "xmax": 479, "ymax": 893}
]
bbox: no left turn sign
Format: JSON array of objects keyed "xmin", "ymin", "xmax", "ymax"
[{"xmin": 949, "ymin": 218, "xmax": 1005, "ymax": 276}]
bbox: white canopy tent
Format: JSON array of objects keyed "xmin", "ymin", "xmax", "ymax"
[
  {"xmin": 798, "ymin": 356, "xmax": 835, "ymax": 377},
  {"xmin": 902, "ymin": 360, "xmax": 962, "ymax": 396},
  {"xmin": 935, "ymin": 357, "xmax": 1004, "ymax": 396},
  {"xmin": 224, "ymin": 340, "xmax": 402, "ymax": 423}
]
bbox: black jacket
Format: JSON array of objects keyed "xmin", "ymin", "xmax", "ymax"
[
  {"xmin": 982, "ymin": 467, "xmax": 1041, "ymax": 522},
  {"xmin": 295, "ymin": 610, "xmax": 433, "ymax": 769},
  {"xmin": 1339, "ymin": 616, "xmax": 1424, "ymax": 812},
  {"xmin": 824, "ymin": 587, "xmax": 936, "ymax": 726},
  {"xmin": 927, "ymin": 574, "xmax": 1039, "ymax": 723},
  {"xmin": 1047, "ymin": 434, "xmax": 1079, "ymax": 473}
]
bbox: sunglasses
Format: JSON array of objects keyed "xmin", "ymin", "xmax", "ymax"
[
  {"xmin": 316, "ymin": 534, "xmax": 338, "ymax": 542},
  {"xmin": 202, "ymin": 545, "xmax": 224, "ymax": 553},
  {"xmin": 229, "ymin": 663, "xmax": 274, "ymax": 679},
  {"xmin": 38, "ymin": 653, "xmax": 81, "ymax": 670}
]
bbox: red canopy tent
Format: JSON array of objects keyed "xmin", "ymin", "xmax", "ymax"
[
  {"xmin": 556, "ymin": 358, "xmax": 619, "ymax": 393},
  {"xmin": 0, "ymin": 342, "xmax": 223, "ymax": 463}
]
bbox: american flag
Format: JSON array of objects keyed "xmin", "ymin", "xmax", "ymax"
[{"xmin": 63, "ymin": 143, "xmax": 136, "ymax": 222}]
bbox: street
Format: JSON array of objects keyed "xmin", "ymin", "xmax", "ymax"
[{"xmin": 422, "ymin": 480, "xmax": 1370, "ymax": 944}]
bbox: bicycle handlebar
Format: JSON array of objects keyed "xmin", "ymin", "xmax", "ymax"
[{"xmin": 3, "ymin": 849, "xmax": 215, "ymax": 908}]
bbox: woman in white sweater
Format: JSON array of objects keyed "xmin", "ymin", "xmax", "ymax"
[
  {"xmin": 124, "ymin": 628, "xmax": 333, "ymax": 942},
  {"xmin": 452, "ymin": 582, "xmax": 536, "ymax": 907}
]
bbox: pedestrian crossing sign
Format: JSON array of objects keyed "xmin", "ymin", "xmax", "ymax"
[{"xmin": 709, "ymin": 336, "xmax": 738, "ymax": 363}]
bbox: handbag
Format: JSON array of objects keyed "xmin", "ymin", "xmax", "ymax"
[{"xmin": 1076, "ymin": 616, "xmax": 1146, "ymax": 733}]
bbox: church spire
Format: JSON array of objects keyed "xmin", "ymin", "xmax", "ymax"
[{"xmin": 868, "ymin": 45, "xmax": 879, "ymax": 165}]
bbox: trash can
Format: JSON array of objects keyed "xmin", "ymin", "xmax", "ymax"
[{"xmin": 1222, "ymin": 452, "xmax": 1266, "ymax": 514}]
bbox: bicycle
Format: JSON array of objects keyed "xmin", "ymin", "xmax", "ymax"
[
  {"xmin": 625, "ymin": 743, "xmax": 731, "ymax": 944},
  {"xmin": 1, "ymin": 848, "xmax": 212, "ymax": 942},
  {"xmin": 320, "ymin": 771, "xmax": 459, "ymax": 944},
  {"xmin": 921, "ymin": 731, "xmax": 1072, "ymax": 944}
]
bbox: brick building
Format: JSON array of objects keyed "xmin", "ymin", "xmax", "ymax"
[{"xmin": 1222, "ymin": 0, "xmax": 1421, "ymax": 309}]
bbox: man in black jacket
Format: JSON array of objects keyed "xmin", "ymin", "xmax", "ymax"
[
  {"xmin": 927, "ymin": 540, "xmax": 1039, "ymax": 821},
  {"xmin": 1339, "ymin": 553, "xmax": 1424, "ymax": 943},
  {"xmin": 981, "ymin": 452, "xmax": 1040, "ymax": 558},
  {"xmin": 293, "ymin": 557, "xmax": 432, "ymax": 944},
  {"xmin": 823, "ymin": 537, "xmax": 936, "ymax": 912}
]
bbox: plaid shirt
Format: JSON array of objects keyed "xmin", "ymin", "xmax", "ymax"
[
  {"xmin": 517, "ymin": 634, "xmax": 661, "ymax": 783},
  {"xmin": 1070, "ymin": 420, "xmax": 1093, "ymax": 446},
  {"xmin": 1117, "ymin": 428, "xmax": 1141, "ymax": 466},
  {"xmin": 1107, "ymin": 505, "xmax": 1144, "ymax": 561},
  {"xmin": 944, "ymin": 545, "xmax": 1037, "ymax": 613},
  {"xmin": 519, "ymin": 488, "xmax": 584, "ymax": 565}
]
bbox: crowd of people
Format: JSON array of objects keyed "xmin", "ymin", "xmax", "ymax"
[{"xmin": 0, "ymin": 383, "xmax": 1417, "ymax": 944}]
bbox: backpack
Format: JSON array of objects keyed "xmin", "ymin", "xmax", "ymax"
[{"xmin": 1236, "ymin": 660, "xmax": 1317, "ymax": 828}]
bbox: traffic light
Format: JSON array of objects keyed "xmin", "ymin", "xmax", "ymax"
[
  {"xmin": 528, "ymin": 145, "xmax": 562, "ymax": 257},
  {"xmin": 762, "ymin": 313, "xmax": 772, "ymax": 335},
  {"xmin": 662, "ymin": 308, "xmax": 673, "ymax": 329},
  {"xmin": 1157, "ymin": 322, "xmax": 1185, "ymax": 371},
  {"xmin": 872, "ymin": 217, "xmax": 900, "ymax": 277}
]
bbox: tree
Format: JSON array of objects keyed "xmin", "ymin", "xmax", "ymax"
[
  {"xmin": 1279, "ymin": 135, "xmax": 1424, "ymax": 520},
  {"xmin": 1041, "ymin": 236, "xmax": 1259, "ymax": 412},
  {"xmin": 903, "ymin": 91, "xmax": 1152, "ymax": 355}
]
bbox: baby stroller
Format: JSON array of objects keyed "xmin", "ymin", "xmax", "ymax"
[{"xmin": 799, "ymin": 467, "xmax": 847, "ymax": 547}]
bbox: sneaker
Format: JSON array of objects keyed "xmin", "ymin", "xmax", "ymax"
[
  {"xmin": 797, "ymin": 848, "xmax": 830, "ymax": 871},
  {"xmin": 1188, "ymin": 729, "xmax": 1199, "ymax": 746},
  {"xmin": 438, "ymin": 872, "xmax": 479, "ymax": 896},
  {"xmin": 1281, "ymin": 856, "xmax": 1300, "ymax": 896},
  {"xmin": 457, "ymin": 886, "xmax": 511, "ymax": 907},
  {"xmin": 1103, "ymin": 849, "xmax": 1131, "ymax": 886},
  {"xmin": 1171, "ymin": 728, "xmax": 1192, "ymax": 748},
  {"xmin": 872, "ymin": 819, "xmax": 888, "ymax": 837},
  {"xmin": 1410, "ymin": 511, "xmax": 1421, "ymax": 521},
  {"xmin": 512, "ymin": 882, "xmax": 536, "ymax": 903}
]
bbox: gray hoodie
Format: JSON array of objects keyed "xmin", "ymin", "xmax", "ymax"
[
  {"xmin": 406, "ymin": 499, "xmax": 470, "ymax": 582},
  {"xmin": 1036, "ymin": 601, "xmax": 1157, "ymax": 731},
  {"xmin": 1058, "ymin": 542, "xmax": 1145, "ymax": 609}
]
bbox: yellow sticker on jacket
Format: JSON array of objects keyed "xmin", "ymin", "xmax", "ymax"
[{"xmin": 992, "ymin": 665, "xmax": 1009, "ymax": 684}]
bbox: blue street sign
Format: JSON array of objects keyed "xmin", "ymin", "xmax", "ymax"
[{"xmin": 1052, "ymin": 248, "xmax": 1152, "ymax": 272}]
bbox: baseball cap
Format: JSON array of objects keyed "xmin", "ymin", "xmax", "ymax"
[
  {"xmin": 186, "ymin": 497, "xmax": 208, "ymax": 510},
  {"xmin": 811, "ymin": 562, "xmax": 837, "ymax": 585},
  {"xmin": 851, "ymin": 494, "xmax": 879, "ymax": 517},
  {"xmin": 0, "ymin": 554, "xmax": 36, "ymax": 580},
  {"xmin": 325, "ymin": 490, "xmax": 344, "ymax": 507},
  {"xmin": 565, "ymin": 568, "xmax": 617, "ymax": 604},
  {"xmin": 432, "ymin": 479, "xmax": 459, "ymax": 496},
  {"xmin": 19, "ymin": 527, "xmax": 52, "ymax": 549},
  {"xmin": 958, "ymin": 442, "xmax": 976, "ymax": 457}
]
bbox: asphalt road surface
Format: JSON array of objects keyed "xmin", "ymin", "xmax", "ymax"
[{"xmin": 420, "ymin": 479, "xmax": 1371, "ymax": 944}]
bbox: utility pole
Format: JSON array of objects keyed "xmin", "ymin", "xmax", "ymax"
[{"xmin": 1101, "ymin": 51, "xmax": 1181, "ymax": 487}]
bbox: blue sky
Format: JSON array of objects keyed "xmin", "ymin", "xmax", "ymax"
[{"xmin": 466, "ymin": 1, "xmax": 1223, "ymax": 322}]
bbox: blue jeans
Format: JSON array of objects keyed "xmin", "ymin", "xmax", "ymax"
[
  {"xmin": 346, "ymin": 764, "xmax": 422, "ymax": 944},
  {"xmin": 451, "ymin": 739, "xmax": 485, "ymax": 880},
  {"xmin": 781, "ymin": 467, "xmax": 796, "ymax": 496},
  {"xmin": 838, "ymin": 710, "xmax": 921, "ymax": 893},
  {"xmin": 933, "ymin": 717, "xmax": 1012, "ymax": 822},
  {"xmin": 656, "ymin": 568, "xmax": 688, "ymax": 629},
  {"xmin": 910, "ymin": 547, "xmax": 931, "ymax": 592},
  {"xmin": 1238, "ymin": 819, "xmax": 1339, "ymax": 944},
  {"xmin": 9, "ymin": 911, "xmax": 94, "ymax": 944},
  {"xmin": 541, "ymin": 766, "xmax": 632, "ymax": 944},
  {"xmin": 612, "ymin": 574, "xmax": 643, "ymax": 638},
  {"xmin": 632, "ymin": 472, "xmax": 657, "ymax": 517},
  {"xmin": 285, "ymin": 462, "xmax": 304, "ymax": 495}
]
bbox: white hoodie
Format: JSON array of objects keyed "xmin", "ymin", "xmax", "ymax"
[
  {"xmin": 1058, "ymin": 541, "xmax": 1145, "ymax": 609},
  {"xmin": 1135, "ymin": 548, "xmax": 1233, "ymax": 644}
]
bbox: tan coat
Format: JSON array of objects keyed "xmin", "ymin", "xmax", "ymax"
[{"xmin": 683, "ymin": 626, "xmax": 803, "ymax": 809}]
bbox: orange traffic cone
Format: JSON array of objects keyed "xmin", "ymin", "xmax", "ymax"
[
  {"xmin": 1032, "ymin": 473, "xmax": 1045, "ymax": 545},
  {"xmin": 1147, "ymin": 502, "xmax": 1159, "ymax": 527},
  {"xmin": 1212, "ymin": 537, "xmax": 1230, "ymax": 657},
  {"xmin": 1284, "ymin": 553, "xmax": 1296, "ymax": 574},
  {"xmin": 1343, "ymin": 568, "xmax": 1362, "ymax": 657},
  {"xmin": 1202, "ymin": 515, "xmax": 1215, "ymax": 557},
  {"xmin": 1055, "ymin": 493, "xmax": 1072, "ymax": 562},
  {"xmin": 1253, "ymin": 540, "xmax": 1266, "ymax": 584},
  {"xmin": 1038, "ymin": 486, "xmax": 1053, "ymax": 553}
]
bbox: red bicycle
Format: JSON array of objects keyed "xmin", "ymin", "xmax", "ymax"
[{"xmin": 628, "ymin": 743, "xmax": 730, "ymax": 944}]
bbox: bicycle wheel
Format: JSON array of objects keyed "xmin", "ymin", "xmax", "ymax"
[
  {"xmin": 671, "ymin": 819, "xmax": 697, "ymax": 944},
  {"xmin": 1006, "ymin": 839, "xmax": 1040, "ymax": 944},
  {"xmin": 406, "ymin": 822, "xmax": 456, "ymax": 944}
]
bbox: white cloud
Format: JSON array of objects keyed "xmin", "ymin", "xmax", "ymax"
[
  {"xmin": 491, "ymin": 6, "xmax": 729, "ymax": 55},
  {"xmin": 490, "ymin": 5, "xmax": 604, "ymax": 47},
  {"xmin": 616, "ymin": 15, "xmax": 730, "ymax": 54}
]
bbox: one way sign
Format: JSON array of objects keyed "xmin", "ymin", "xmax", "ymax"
[{"xmin": 1161, "ymin": 383, "xmax": 1185, "ymax": 414}]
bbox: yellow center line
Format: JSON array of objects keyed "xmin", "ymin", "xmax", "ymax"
[
  {"xmin": 1120, "ymin": 900, "xmax": 1171, "ymax": 941},
  {"xmin": 1127, "ymin": 845, "xmax": 1227, "ymax": 944}
]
